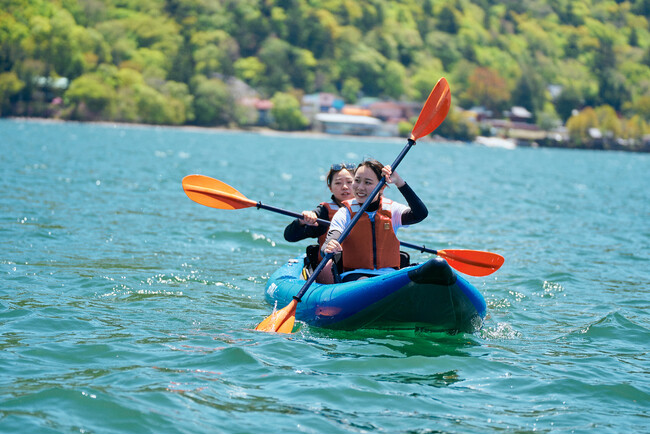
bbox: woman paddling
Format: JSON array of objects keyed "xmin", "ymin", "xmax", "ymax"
[
  {"xmin": 283, "ymin": 162, "xmax": 355, "ymax": 254},
  {"xmin": 321, "ymin": 159, "xmax": 428, "ymax": 283}
]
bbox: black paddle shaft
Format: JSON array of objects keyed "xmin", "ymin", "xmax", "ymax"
[
  {"xmin": 293, "ymin": 138, "xmax": 416, "ymax": 301},
  {"xmin": 257, "ymin": 197, "xmax": 438, "ymax": 256}
]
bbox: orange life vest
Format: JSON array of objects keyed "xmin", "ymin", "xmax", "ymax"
[
  {"xmin": 317, "ymin": 201, "xmax": 340, "ymax": 247},
  {"xmin": 340, "ymin": 197, "xmax": 401, "ymax": 271},
  {"xmin": 314, "ymin": 201, "xmax": 340, "ymax": 262}
]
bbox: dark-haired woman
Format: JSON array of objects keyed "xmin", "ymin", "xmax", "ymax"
[
  {"xmin": 283, "ymin": 163, "xmax": 356, "ymax": 250},
  {"xmin": 320, "ymin": 159, "xmax": 428, "ymax": 283}
]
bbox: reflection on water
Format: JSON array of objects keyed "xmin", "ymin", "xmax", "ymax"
[{"xmin": 301, "ymin": 327, "xmax": 480, "ymax": 359}]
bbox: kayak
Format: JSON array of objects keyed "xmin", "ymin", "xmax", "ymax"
[{"xmin": 263, "ymin": 256, "xmax": 487, "ymax": 333}]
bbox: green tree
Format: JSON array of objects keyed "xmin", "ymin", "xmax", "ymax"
[
  {"xmin": 303, "ymin": 9, "xmax": 339, "ymax": 59},
  {"xmin": 224, "ymin": 0, "xmax": 270, "ymax": 56},
  {"xmin": 595, "ymin": 105, "xmax": 622, "ymax": 138},
  {"xmin": 288, "ymin": 47, "xmax": 317, "ymax": 93},
  {"xmin": 0, "ymin": 12, "xmax": 29, "ymax": 73},
  {"xmin": 234, "ymin": 56, "xmax": 266, "ymax": 88},
  {"xmin": 434, "ymin": 107, "xmax": 478, "ymax": 141},
  {"xmin": 378, "ymin": 60, "xmax": 405, "ymax": 99},
  {"xmin": 192, "ymin": 75, "xmax": 245, "ymax": 126},
  {"xmin": 339, "ymin": 43, "xmax": 387, "ymax": 97},
  {"xmin": 257, "ymin": 37, "xmax": 293, "ymax": 93},
  {"xmin": 622, "ymin": 115, "xmax": 649, "ymax": 145},
  {"xmin": 0, "ymin": 71, "xmax": 24, "ymax": 115},
  {"xmin": 511, "ymin": 65, "xmax": 546, "ymax": 119},
  {"xmin": 643, "ymin": 46, "xmax": 650, "ymax": 67},
  {"xmin": 133, "ymin": 84, "xmax": 172, "ymax": 124},
  {"xmin": 341, "ymin": 77, "xmax": 362, "ymax": 103},
  {"xmin": 537, "ymin": 102, "xmax": 561, "ymax": 131},
  {"xmin": 270, "ymin": 6, "xmax": 289, "ymax": 40},
  {"xmin": 554, "ymin": 86, "xmax": 583, "ymax": 122},
  {"xmin": 590, "ymin": 29, "xmax": 630, "ymax": 110},
  {"xmin": 597, "ymin": 69, "xmax": 630, "ymax": 112},
  {"xmin": 424, "ymin": 31, "xmax": 461, "ymax": 69},
  {"xmin": 408, "ymin": 56, "xmax": 445, "ymax": 102},
  {"xmin": 623, "ymin": 95, "xmax": 650, "ymax": 121},
  {"xmin": 65, "ymin": 73, "xmax": 115, "ymax": 119},
  {"xmin": 49, "ymin": 9, "xmax": 86, "ymax": 78},
  {"xmin": 566, "ymin": 107, "xmax": 598, "ymax": 146},
  {"xmin": 191, "ymin": 30, "xmax": 239, "ymax": 77},
  {"xmin": 162, "ymin": 80, "xmax": 194, "ymax": 123},
  {"xmin": 437, "ymin": 5, "xmax": 459, "ymax": 34},
  {"xmin": 270, "ymin": 91, "xmax": 309, "ymax": 131},
  {"xmin": 109, "ymin": 67, "xmax": 189, "ymax": 124},
  {"xmin": 392, "ymin": 25, "xmax": 423, "ymax": 67}
]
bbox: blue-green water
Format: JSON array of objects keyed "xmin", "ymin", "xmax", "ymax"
[{"xmin": 1, "ymin": 118, "xmax": 649, "ymax": 433}]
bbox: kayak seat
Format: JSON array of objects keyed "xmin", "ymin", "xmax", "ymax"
[
  {"xmin": 400, "ymin": 251, "xmax": 411, "ymax": 268},
  {"xmin": 304, "ymin": 244, "xmax": 320, "ymax": 271},
  {"xmin": 303, "ymin": 244, "xmax": 343, "ymax": 283}
]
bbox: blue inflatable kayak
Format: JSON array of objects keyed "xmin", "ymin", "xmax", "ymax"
[{"xmin": 263, "ymin": 256, "xmax": 486, "ymax": 333}]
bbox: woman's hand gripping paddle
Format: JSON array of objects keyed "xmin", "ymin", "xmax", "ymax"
[
  {"xmin": 182, "ymin": 175, "xmax": 504, "ymax": 277},
  {"xmin": 254, "ymin": 77, "xmax": 452, "ymax": 333}
]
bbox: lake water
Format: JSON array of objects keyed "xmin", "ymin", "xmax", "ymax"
[{"xmin": 1, "ymin": 118, "xmax": 649, "ymax": 433}]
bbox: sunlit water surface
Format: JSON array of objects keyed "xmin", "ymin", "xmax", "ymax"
[{"xmin": 1, "ymin": 119, "xmax": 649, "ymax": 433}]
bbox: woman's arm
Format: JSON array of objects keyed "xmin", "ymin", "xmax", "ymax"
[
  {"xmin": 397, "ymin": 183, "xmax": 428, "ymax": 225},
  {"xmin": 383, "ymin": 166, "xmax": 428, "ymax": 225},
  {"xmin": 283, "ymin": 205, "xmax": 329, "ymax": 242}
]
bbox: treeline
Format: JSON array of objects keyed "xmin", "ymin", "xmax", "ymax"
[{"xmin": 1, "ymin": 0, "xmax": 649, "ymax": 147}]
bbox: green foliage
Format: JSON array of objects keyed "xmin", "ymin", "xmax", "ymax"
[
  {"xmin": 191, "ymin": 75, "xmax": 237, "ymax": 126},
  {"xmin": 234, "ymin": 56, "xmax": 266, "ymax": 88},
  {"xmin": 566, "ymin": 106, "xmax": 598, "ymax": 146},
  {"xmin": 623, "ymin": 96, "xmax": 650, "ymax": 122},
  {"xmin": 622, "ymin": 115, "xmax": 649, "ymax": 142},
  {"xmin": 256, "ymin": 37, "xmax": 294, "ymax": 93},
  {"xmin": 64, "ymin": 66, "xmax": 193, "ymax": 124},
  {"xmin": 0, "ymin": 0, "xmax": 648, "ymax": 141},
  {"xmin": 191, "ymin": 30, "xmax": 238, "ymax": 77},
  {"xmin": 566, "ymin": 104, "xmax": 649, "ymax": 150},
  {"xmin": 341, "ymin": 77, "xmax": 362, "ymax": 103},
  {"xmin": 0, "ymin": 71, "xmax": 24, "ymax": 115},
  {"xmin": 537, "ymin": 102, "xmax": 561, "ymax": 131},
  {"xmin": 433, "ymin": 107, "xmax": 479, "ymax": 142},
  {"xmin": 65, "ymin": 73, "xmax": 115, "ymax": 118},
  {"xmin": 397, "ymin": 120, "xmax": 412, "ymax": 137},
  {"xmin": 270, "ymin": 92, "xmax": 309, "ymax": 131}
]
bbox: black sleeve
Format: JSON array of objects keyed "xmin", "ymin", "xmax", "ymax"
[
  {"xmin": 398, "ymin": 182, "xmax": 428, "ymax": 225},
  {"xmin": 283, "ymin": 204, "xmax": 329, "ymax": 242}
]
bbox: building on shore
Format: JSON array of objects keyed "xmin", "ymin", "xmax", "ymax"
[{"xmin": 313, "ymin": 113, "xmax": 384, "ymax": 136}]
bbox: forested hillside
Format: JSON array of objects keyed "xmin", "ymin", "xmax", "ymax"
[{"xmin": 1, "ymin": 0, "xmax": 649, "ymax": 144}]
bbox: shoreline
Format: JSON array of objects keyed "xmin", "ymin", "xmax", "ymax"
[
  {"xmin": 3, "ymin": 116, "xmax": 417, "ymax": 144},
  {"xmin": 4, "ymin": 116, "xmax": 649, "ymax": 153}
]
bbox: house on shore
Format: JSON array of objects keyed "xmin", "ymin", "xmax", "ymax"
[{"xmin": 314, "ymin": 113, "xmax": 383, "ymax": 136}]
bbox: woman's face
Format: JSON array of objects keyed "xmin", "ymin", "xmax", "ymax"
[
  {"xmin": 352, "ymin": 165, "xmax": 383, "ymax": 204},
  {"xmin": 329, "ymin": 169, "xmax": 354, "ymax": 202}
]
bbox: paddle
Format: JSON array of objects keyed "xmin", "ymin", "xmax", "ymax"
[
  {"xmin": 182, "ymin": 174, "xmax": 504, "ymax": 277},
  {"xmin": 254, "ymin": 77, "xmax": 452, "ymax": 333}
]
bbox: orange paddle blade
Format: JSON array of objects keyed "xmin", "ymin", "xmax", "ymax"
[
  {"xmin": 255, "ymin": 299, "xmax": 297, "ymax": 333},
  {"xmin": 182, "ymin": 174, "xmax": 256, "ymax": 210},
  {"xmin": 410, "ymin": 77, "xmax": 451, "ymax": 140},
  {"xmin": 437, "ymin": 249, "xmax": 504, "ymax": 277}
]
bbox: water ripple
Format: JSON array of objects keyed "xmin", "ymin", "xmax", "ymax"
[{"xmin": 1, "ymin": 120, "xmax": 649, "ymax": 433}]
